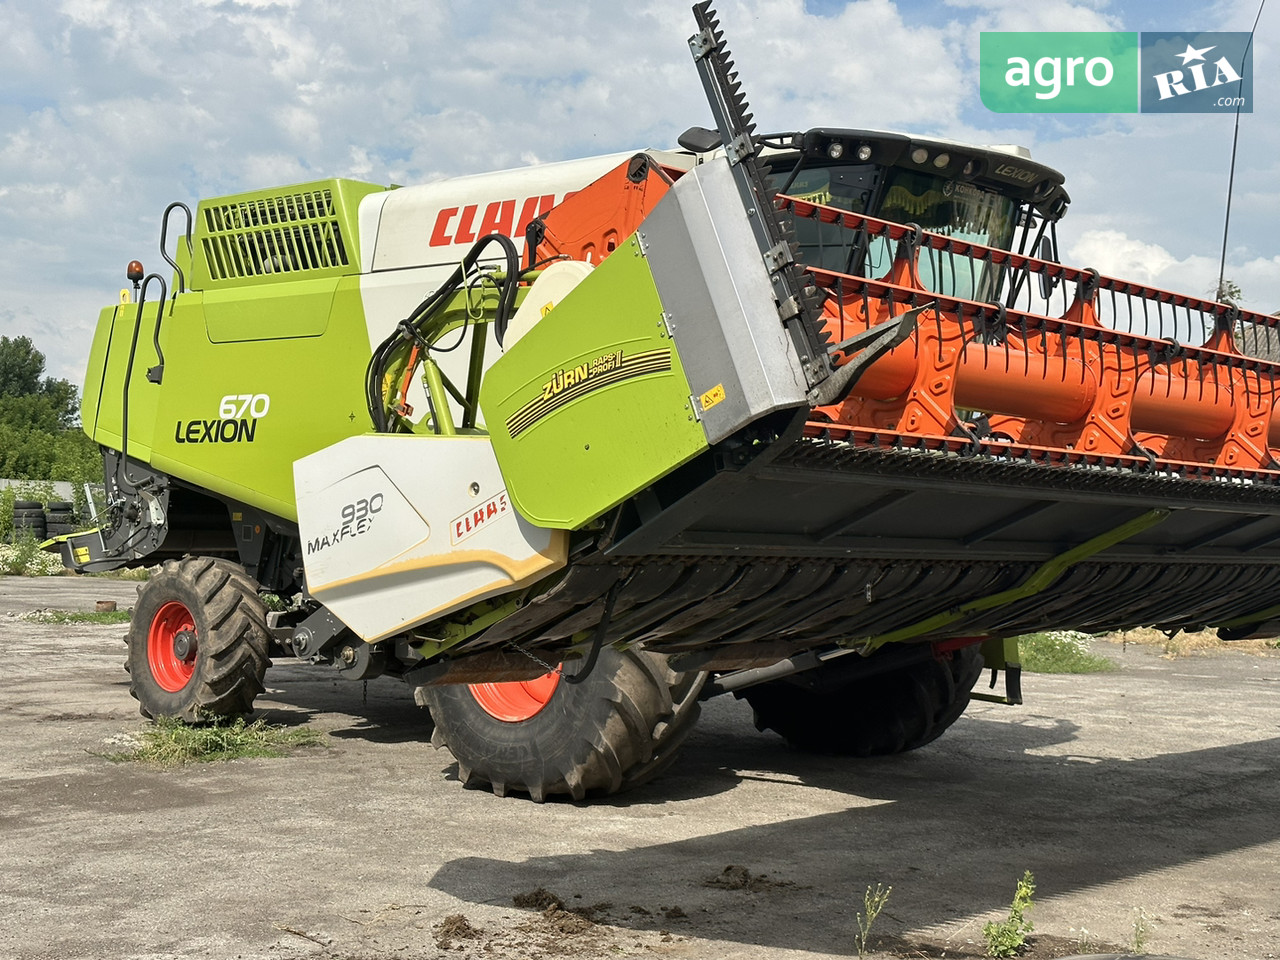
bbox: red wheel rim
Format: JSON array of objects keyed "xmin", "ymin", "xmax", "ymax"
[
  {"xmin": 469, "ymin": 670, "xmax": 561, "ymax": 722},
  {"xmin": 147, "ymin": 600, "xmax": 198, "ymax": 692}
]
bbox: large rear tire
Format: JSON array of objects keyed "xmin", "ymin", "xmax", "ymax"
[
  {"xmin": 740, "ymin": 645, "xmax": 985, "ymax": 756},
  {"xmin": 126, "ymin": 557, "xmax": 270, "ymax": 722},
  {"xmin": 420, "ymin": 649, "xmax": 706, "ymax": 801}
]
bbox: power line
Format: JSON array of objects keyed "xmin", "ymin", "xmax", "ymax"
[{"xmin": 1216, "ymin": 0, "xmax": 1267, "ymax": 301}]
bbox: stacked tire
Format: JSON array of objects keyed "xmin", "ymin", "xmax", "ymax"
[
  {"xmin": 45, "ymin": 501, "xmax": 77, "ymax": 538},
  {"xmin": 11, "ymin": 501, "xmax": 47, "ymax": 541}
]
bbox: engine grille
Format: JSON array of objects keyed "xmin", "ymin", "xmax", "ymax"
[{"xmin": 200, "ymin": 188, "xmax": 349, "ymax": 281}]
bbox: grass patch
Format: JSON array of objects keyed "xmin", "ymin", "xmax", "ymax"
[
  {"xmin": 21, "ymin": 608, "xmax": 131, "ymax": 625},
  {"xmin": 105, "ymin": 716, "xmax": 325, "ymax": 766},
  {"xmin": 86, "ymin": 565, "xmax": 151, "ymax": 581},
  {"xmin": 1017, "ymin": 630, "xmax": 1117, "ymax": 673}
]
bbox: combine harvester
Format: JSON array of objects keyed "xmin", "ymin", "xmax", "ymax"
[{"xmin": 61, "ymin": 4, "xmax": 1280, "ymax": 799}]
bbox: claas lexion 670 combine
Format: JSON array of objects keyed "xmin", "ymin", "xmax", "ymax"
[{"xmin": 60, "ymin": 4, "xmax": 1280, "ymax": 799}]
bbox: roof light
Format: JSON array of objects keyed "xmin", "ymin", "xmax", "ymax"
[
  {"xmin": 856, "ymin": 144, "xmax": 872, "ymax": 161},
  {"xmin": 911, "ymin": 147, "xmax": 929, "ymax": 164},
  {"xmin": 933, "ymin": 153, "xmax": 950, "ymax": 168},
  {"xmin": 962, "ymin": 159, "xmax": 976, "ymax": 176},
  {"xmin": 827, "ymin": 141, "xmax": 845, "ymax": 160}
]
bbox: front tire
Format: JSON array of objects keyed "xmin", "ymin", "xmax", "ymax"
[
  {"xmin": 126, "ymin": 557, "xmax": 270, "ymax": 722},
  {"xmin": 740, "ymin": 645, "xmax": 985, "ymax": 756},
  {"xmin": 421, "ymin": 649, "xmax": 706, "ymax": 801}
]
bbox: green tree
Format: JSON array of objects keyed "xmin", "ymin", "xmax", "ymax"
[
  {"xmin": 0, "ymin": 335, "xmax": 97, "ymax": 483},
  {"xmin": 0, "ymin": 335, "xmax": 44, "ymax": 397},
  {"xmin": 1213, "ymin": 278, "xmax": 1243, "ymax": 306},
  {"xmin": 0, "ymin": 335, "xmax": 80, "ymax": 428}
]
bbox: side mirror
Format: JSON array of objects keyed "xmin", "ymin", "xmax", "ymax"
[
  {"xmin": 1038, "ymin": 235, "xmax": 1060, "ymax": 301},
  {"xmin": 677, "ymin": 126, "xmax": 722, "ymax": 153}
]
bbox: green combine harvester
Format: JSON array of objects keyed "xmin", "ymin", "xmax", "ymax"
[{"xmin": 60, "ymin": 4, "xmax": 1280, "ymax": 800}]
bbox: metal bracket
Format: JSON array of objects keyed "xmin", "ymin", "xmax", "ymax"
[
  {"xmin": 291, "ymin": 606, "xmax": 352, "ymax": 660},
  {"xmin": 777, "ymin": 295, "xmax": 802, "ymax": 322},
  {"xmin": 810, "ymin": 301, "xmax": 931, "ymax": 407},
  {"xmin": 689, "ymin": 28, "xmax": 714, "ymax": 58},
  {"xmin": 763, "ymin": 241, "xmax": 794, "ymax": 274}
]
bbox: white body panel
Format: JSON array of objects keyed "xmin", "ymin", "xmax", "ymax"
[
  {"xmin": 295, "ymin": 435, "xmax": 567, "ymax": 642},
  {"xmin": 504, "ymin": 260, "xmax": 594, "ymax": 347},
  {"xmin": 355, "ymin": 150, "xmax": 695, "ymax": 425}
]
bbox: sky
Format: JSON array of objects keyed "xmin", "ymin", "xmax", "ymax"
[{"xmin": 0, "ymin": 0, "xmax": 1275, "ymax": 383}]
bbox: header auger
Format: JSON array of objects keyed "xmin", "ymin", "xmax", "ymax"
[{"xmin": 57, "ymin": 3, "xmax": 1280, "ymax": 800}]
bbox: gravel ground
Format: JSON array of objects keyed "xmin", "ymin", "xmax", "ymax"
[{"xmin": 1, "ymin": 573, "xmax": 1278, "ymax": 960}]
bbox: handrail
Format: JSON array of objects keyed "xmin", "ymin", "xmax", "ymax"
[{"xmin": 159, "ymin": 202, "xmax": 194, "ymax": 296}]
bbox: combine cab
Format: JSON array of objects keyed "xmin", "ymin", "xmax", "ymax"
[{"xmin": 62, "ymin": 3, "xmax": 1280, "ymax": 800}]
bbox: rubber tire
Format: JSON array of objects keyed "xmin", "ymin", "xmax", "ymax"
[
  {"xmin": 45, "ymin": 501, "xmax": 74, "ymax": 512},
  {"xmin": 421, "ymin": 649, "xmax": 706, "ymax": 801},
  {"xmin": 47, "ymin": 523, "xmax": 76, "ymax": 537},
  {"xmin": 12, "ymin": 500, "xmax": 43, "ymax": 511},
  {"xmin": 13, "ymin": 514, "xmax": 46, "ymax": 540},
  {"xmin": 126, "ymin": 557, "xmax": 270, "ymax": 722},
  {"xmin": 740, "ymin": 646, "xmax": 985, "ymax": 756}
]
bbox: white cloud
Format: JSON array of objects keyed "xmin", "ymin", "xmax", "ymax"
[
  {"xmin": 1066, "ymin": 229, "xmax": 1181, "ymax": 284},
  {"xmin": 1067, "ymin": 228, "xmax": 1280, "ymax": 316}
]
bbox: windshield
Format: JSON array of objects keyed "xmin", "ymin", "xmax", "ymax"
[{"xmin": 772, "ymin": 161, "xmax": 1020, "ymax": 301}]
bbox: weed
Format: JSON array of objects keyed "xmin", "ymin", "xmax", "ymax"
[
  {"xmin": 1069, "ymin": 926, "xmax": 1094, "ymax": 952},
  {"xmin": 0, "ymin": 535, "xmax": 66, "ymax": 576},
  {"xmin": 21, "ymin": 608, "xmax": 131, "ymax": 625},
  {"xmin": 983, "ymin": 870, "xmax": 1035, "ymax": 958},
  {"xmin": 104, "ymin": 716, "xmax": 324, "ymax": 766},
  {"xmin": 1017, "ymin": 631, "xmax": 1116, "ymax": 674},
  {"xmin": 1131, "ymin": 907, "xmax": 1153, "ymax": 954},
  {"xmin": 854, "ymin": 883, "xmax": 891, "ymax": 958}
]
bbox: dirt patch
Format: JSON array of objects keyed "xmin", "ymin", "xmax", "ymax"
[
  {"xmin": 703, "ymin": 864, "xmax": 794, "ymax": 892},
  {"xmin": 510, "ymin": 887, "xmax": 617, "ymax": 953},
  {"xmin": 568, "ymin": 901, "xmax": 612, "ymax": 923},
  {"xmin": 434, "ymin": 913, "xmax": 482, "ymax": 949},
  {"xmin": 873, "ymin": 932, "xmax": 1125, "ymax": 958},
  {"xmin": 513, "ymin": 908, "xmax": 604, "ymax": 954},
  {"xmin": 513, "ymin": 887, "xmax": 564, "ymax": 911}
]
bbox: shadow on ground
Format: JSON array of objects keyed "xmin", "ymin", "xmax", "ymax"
[{"xmin": 428, "ymin": 715, "xmax": 1280, "ymax": 956}]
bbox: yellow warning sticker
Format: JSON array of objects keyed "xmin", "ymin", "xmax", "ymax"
[
  {"xmin": 540, "ymin": 301, "xmax": 555, "ymax": 317},
  {"xmin": 700, "ymin": 383, "xmax": 727, "ymax": 411}
]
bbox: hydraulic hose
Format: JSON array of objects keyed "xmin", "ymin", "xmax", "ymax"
[{"xmin": 365, "ymin": 233, "xmax": 521, "ymax": 431}]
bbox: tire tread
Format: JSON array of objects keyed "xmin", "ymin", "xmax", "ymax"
[
  {"xmin": 424, "ymin": 648, "xmax": 707, "ymax": 801},
  {"xmin": 742, "ymin": 646, "xmax": 984, "ymax": 757}
]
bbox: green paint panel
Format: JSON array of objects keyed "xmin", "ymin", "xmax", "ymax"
[
  {"xmin": 83, "ymin": 279, "xmax": 376, "ymax": 521},
  {"xmin": 480, "ymin": 235, "xmax": 708, "ymax": 529},
  {"xmin": 204, "ymin": 276, "xmax": 338, "ymax": 342}
]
